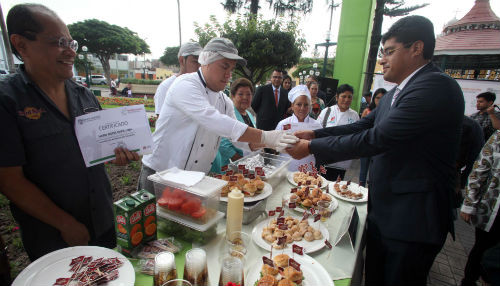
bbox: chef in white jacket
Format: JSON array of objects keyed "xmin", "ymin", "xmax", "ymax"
[
  {"xmin": 276, "ymin": 85, "xmax": 322, "ymax": 172},
  {"xmin": 316, "ymin": 84, "xmax": 359, "ymax": 181},
  {"xmin": 139, "ymin": 38, "xmax": 297, "ymax": 192}
]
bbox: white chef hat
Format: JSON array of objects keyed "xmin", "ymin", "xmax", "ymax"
[{"xmin": 288, "ymin": 85, "xmax": 311, "ymax": 103}]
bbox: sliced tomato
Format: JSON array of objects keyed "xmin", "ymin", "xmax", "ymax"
[
  {"xmin": 161, "ymin": 190, "xmax": 173, "ymax": 200},
  {"xmin": 157, "ymin": 197, "xmax": 169, "ymax": 208},
  {"xmin": 191, "ymin": 207, "xmax": 206, "ymax": 219},
  {"xmin": 181, "ymin": 199, "xmax": 202, "ymax": 215},
  {"xmin": 167, "ymin": 197, "xmax": 183, "ymax": 211},
  {"xmin": 172, "ymin": 188, "xmax": 186, "ymax": 198}
]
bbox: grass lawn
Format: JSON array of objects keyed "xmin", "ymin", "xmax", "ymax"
[{"xmin": 101, "ymin": 104, "xmax": 155, "ymax": 112}]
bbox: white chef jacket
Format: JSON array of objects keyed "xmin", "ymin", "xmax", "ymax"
[
  {"xmin": 154, "ymin": 74, "xmax": 177, "ymax": 115},
  {"xmin": 317, "ymin": 105, "xmax": 359, "ymax": 169},
  {"xmin": 142, "ymin": 69, "xmax": 248, "ymax": 173},
  {"xmin": 276, "ymin": 114, "xmax": 322, "ymax": 172}
]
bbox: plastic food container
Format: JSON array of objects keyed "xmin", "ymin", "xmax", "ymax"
[
  {"xmin": 229, "ymin": 151, "xmax": 291, "ymax": 187},
  {"xmin": 156, "ymin": 210, "xmax": 223, "ymax": 244},
  {"xmin": 148, "ymin": 169, "xmax": 226, "ymax": 224},
  {"xmin": 218, "ymin": 199, "xmax": 267, "ymax": 225}
]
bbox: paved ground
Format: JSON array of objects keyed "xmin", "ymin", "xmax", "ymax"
[{"xmin": 346, "ymin": 159, "xmax": 475, "ymax": 286}]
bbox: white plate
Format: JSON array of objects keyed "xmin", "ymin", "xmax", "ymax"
[
  {"xmin": 287, "ymin": 172, "xmax": 328, "ymax": 189},
  {"xmin": 328, "ymin": 181, "xmax": 368, "ymax": 202},
  {"xmin": 251, "ymin": 216, "xmax": 329, "ymax": 253},
  {"xmin": 247, "ymin": 249, "xmax": 334, "ymax": 286},
  {"xmin": 12, "ymin": 246, "xmax": 135, "ymax": 286},
  {"xmin": 220, "ymin": 181, "xmax": 272, "ymax": 203},
  {"xmin": 284, "ymin": 192, "xmax": 339, "ymax": 214}
]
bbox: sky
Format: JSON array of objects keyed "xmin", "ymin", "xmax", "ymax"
[{"xmin": 2, "ymin": 0, "xmax": 499, "ymax": 60}]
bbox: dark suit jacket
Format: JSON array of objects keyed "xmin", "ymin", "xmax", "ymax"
[
  {"xmin": 310, "ymin": 63, "xmax": 465, "ymax": 245},
  {"xmin": 251, "ymin": 84, "xmax": 290, "ymax": 131}
]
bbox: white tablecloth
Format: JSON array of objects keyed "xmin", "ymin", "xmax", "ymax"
[{"xmin": 197, "ymin": 174, "xmax": 368, "ymax": 285}]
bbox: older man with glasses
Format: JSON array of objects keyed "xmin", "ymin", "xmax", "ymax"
[{"xmin": 0, "ymin": 3, "xmax": 139, "ymax": 260}]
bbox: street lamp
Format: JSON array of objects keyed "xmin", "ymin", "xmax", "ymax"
[
  {"xmin": 314, "ymin": 31, "xmax": 337, "ymax": 77},
  {"xmin": 322, "ymin": 32, "xmax": 331, "ymax": 77},
  {"xmin": 80, "ymin": 46, "xmax": 91, "ymax": 88},
  {"xmin": 298, "ymin": 72, "xmax": 302, "ymax": 84},
  {"xmin": 309, "ymin": 70, "xmax": 314, "ymax": 76},
  {"xmin": 312, "ymin": 63, "xmax": 319, "ymax": 78},
  {"xmin": 315, "ymin": 71, "xmax": 320, "ymax": 77}
]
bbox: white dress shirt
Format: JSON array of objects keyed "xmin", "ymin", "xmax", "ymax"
[
  {"xmin": 276, "ymin": 114, "xmax": 322, "ymax": 172},
  {"xmin": 391, "ymin": 63, "xmax": 428, "ymax": 106},
  {"xmin": 317, "ymin": 105, "xmax": 360, "ymax": 170},
  {"xmin": 154, "ymin": 74, "xmax": 177, "ymax": 115},
  {"xmin": 142, "ymin": 69, "xmax": 248, "ymax": 173}
]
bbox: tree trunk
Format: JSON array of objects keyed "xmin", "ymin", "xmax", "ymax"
[
  {"xmin": 250, "ymin": 0, "xmax": 259, "ymax": 14},
  {"xmin": 362, "ymin": 0, "xmax": 384, "ymax": 96},
  {"xmin": 99, "ymin": 55, "xmax": 112, "ymax": 88}
]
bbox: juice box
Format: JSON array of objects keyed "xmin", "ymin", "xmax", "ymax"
[
  {"xmin": 131, "ymin": 190, "xmax": 157, "ymax": 242},
  {"xmin": 114, "ymin": 196, "xmax": 143, "ymax": 257}
]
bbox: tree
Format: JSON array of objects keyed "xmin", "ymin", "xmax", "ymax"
[
  {"xmin": 362, "ymin": 0, "xmax": 428, "ymax": 95},
  {"xmin": 193, "ymin": 15, "xmax": 305, "ymax": 85},
  {"xmin": 222, "ymin": 0, "xmax": 313, "ymax": 17},
  {"xmin": 160, "ymin": 46, "xmax": 180, "ymax": 66},
  {"xmin": 68, "ymin": 19, "xmax": 150, "ymax": 87}
]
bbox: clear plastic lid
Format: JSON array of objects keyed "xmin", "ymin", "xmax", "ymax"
[{"xmin": 148, "ymin": 169, "xmax": 227, "ymax": 198}]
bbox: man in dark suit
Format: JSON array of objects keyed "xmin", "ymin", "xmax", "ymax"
[
  {"xmin": 287, "ymin": 16, "xmax": 464, "ymax": 285},
  {"xmin": 252, "ymin": 69, "xmax": 291, "ymax": 131}
]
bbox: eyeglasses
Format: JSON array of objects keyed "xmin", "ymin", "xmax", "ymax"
[
  {"xmin": 378, "ymin": 41, "xmax": 415, "ymax": 58},
  {"xmin": 22, "ymin": 31, "xmax": 79, "ymax": 52},
  {"xmin": 55, "ymin": 37, "xmax": 78, "ymax": 52}
]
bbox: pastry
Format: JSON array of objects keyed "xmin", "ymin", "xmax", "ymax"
[
  {"xmin": 257, "ymin": 274, "xmax": 277, "ymax": 286},
  {"xmin": 273, "ymin": 253, "xmax": 290, "ymax": 268}
]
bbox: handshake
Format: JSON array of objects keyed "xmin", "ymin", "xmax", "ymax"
[{"xmin": 260, "ymin": 130, "xmax": 315, "ymax": 159}]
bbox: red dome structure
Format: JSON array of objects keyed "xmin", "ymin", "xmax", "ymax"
[{"xmin": 433, "ymin": 0, "xmax": 500, "ymax": 81}]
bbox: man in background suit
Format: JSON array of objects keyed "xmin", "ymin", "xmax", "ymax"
[
  {"xmin": 252, "ymin": 69, "xmax": 290, "ymax": 131},
  {"xmin": 287, "ymin": 15, "xmax": 464, "ymax": 285}
]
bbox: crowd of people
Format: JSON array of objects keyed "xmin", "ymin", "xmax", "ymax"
[{"xmin": 0, "ymin": 3, "xmax": 499, "ymax": 286}]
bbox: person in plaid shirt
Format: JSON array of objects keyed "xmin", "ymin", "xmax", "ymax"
[{"xmin": 470, "ymin": 92, "xmax": 500, "ymax": 141}]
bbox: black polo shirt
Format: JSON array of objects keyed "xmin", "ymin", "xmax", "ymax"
[{"xmin": 0, "ymin": 66, "xmax": 115, "ymax": 259}]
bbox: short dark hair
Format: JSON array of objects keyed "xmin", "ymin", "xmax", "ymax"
[
  {"xmin": 230, "ymin": 77, "xmax": 254, "ymax": 95},
  {"xmin": 363, "ymin": 92, "xmax": 372, "ymax": 98},
  {"xmin": 336, "ymin": 84, "xmax": 354, "ymax": 95},
  {"xmin": 381, "ymin": 15, "xmax": 435, "ymax": 60},
  {"xmin": 282, "ymin": 75, "xmax": 291, "ymax": 82},
  {"xmin": 477, "ymin": 92, "xmax": 496, "ymax": 103},
  {"xmin": 7, "ymin": 4, "xmax": 58, "ymax": 60}
]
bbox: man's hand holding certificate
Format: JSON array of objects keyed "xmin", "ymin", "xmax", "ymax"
[{"xmin": 75, "ymin": 105, "xmax": 153, "ymax": 167}]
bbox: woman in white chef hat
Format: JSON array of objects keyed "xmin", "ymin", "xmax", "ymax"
[{"xmin": 276, "ymin": 85, "xmax": 322, "ymax": 172}]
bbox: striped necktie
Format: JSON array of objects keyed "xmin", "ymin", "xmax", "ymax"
[{"xmin": 391, "ymin": 87, "xmax": 401, "ymax": 107}]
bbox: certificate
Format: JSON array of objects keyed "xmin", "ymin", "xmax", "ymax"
[{"xmin": 75, "ymin": 105, "xmax": 153, "ymax": 167}]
